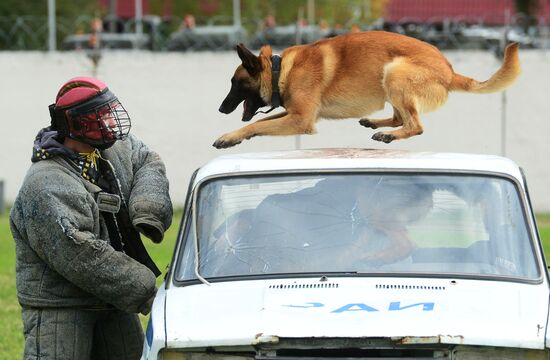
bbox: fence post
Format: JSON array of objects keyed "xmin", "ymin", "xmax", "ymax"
[
  {"xmin": 47, "ymin": 0, "xmax": 56, "ymax": 51},
  {"xmin": 0, "ymin": 180, "xmax": 4, "ymax": 216}
]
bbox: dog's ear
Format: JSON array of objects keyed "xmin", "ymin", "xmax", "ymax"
[
  {"xmin": 236, "ymin": 43, "xmax": 262, "ymax": 76},
  {"xmin": 259, "ymin": 45, "xmax": 273, "ymax": 59}
]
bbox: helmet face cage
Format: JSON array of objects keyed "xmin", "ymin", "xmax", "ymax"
[
  {"xmin": 57, "ymin": 89, "xmax": 131, "ymax": 149},
  {"xmin": 67, "ymin": 99, "xmax": 131, "ymax": 147}
]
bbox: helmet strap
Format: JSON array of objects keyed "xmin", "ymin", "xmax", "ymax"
[{"xmin": 49, "ymin": 103, "xmax": 69, "ymax": 138}]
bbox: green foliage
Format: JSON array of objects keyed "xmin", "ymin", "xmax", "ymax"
[
  {"xmin": 0, "ymin": 0, "xmax": 101, "ymax": 18},
  {"xmin": 514, "ymin": 0, "xmax": 539, "ymax": 16},
  {"xmin": 0, "ymin": 0, "xmax": 104, "ymax": 50},
  {"xmin": 140, "ymin": 0, "xmax": 380, "ymax": 25}
]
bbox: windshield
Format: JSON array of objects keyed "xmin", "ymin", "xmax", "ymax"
[{"xmin": 176, "ymin": 173, "xmax": 540, "ymax": 282}]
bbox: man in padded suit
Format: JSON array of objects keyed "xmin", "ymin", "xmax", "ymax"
[{"xmin": 10, "ymin": 77, "xmax": 173, "ymax": 359}]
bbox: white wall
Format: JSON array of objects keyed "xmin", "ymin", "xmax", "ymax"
[{"xmin": 1, "ymin": 49, "xmax": 550, "ymax": 211}]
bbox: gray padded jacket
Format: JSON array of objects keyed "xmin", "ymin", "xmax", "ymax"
[{"xmin": 10, "ymin": 134, "xmax": 173, "ymax": 313}]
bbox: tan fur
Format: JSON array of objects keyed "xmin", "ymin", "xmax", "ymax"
[
  {"xmin": 214, "ymin": 31, "xmax": 520, "ymax": 148},
  {"xmin": 258, "ymin": 46, "xmax": 273, "ymax": 103}
]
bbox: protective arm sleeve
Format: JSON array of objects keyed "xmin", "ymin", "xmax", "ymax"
[
  {"xmin": 127, "ymin": 135, "xmax": 173, "ymax": 243},
  {"xmin": 24, "ymin": 186, "xmax": 156, "ymax": 314}
]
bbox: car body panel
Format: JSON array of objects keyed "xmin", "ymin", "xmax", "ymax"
[
  {"xmin": 193, "ymin": 149, "xmax": 525, "ymax": 189},
  {"xmin": 160, "ymin": 278, "xmax": 548, "ymax": 349},
  {"xmin": 142, "ymin": 284, "xmax": 166, "ymax": 359}
]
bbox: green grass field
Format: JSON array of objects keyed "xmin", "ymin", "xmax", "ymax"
[{"xmin": 1, "ymin": 210, "xmax": 550, "ymax": 359}]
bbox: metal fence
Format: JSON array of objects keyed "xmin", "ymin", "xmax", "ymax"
[
  {"xmin": 2, "ymin": 14, "xmax": 550, "ymax": 52},
  {"xmin": 0, "ymin": 15, "xmax": 96, "ymax": 50}
]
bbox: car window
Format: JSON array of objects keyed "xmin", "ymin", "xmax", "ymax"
[{"xmin": 176, "ymin": 173, "xmax": 540, "ymax": 282}]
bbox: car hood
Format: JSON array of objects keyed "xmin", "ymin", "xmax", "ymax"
[{"xmin": 164, "ymin": 277, "xmax": 549, "ymax": 349}]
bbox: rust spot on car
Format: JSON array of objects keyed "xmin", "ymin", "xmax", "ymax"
[{"xmin": 266, "ymin": 148, "xmax": 421, "ymax": 160}]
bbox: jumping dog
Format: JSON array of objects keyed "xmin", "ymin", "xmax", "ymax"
[{"xmin": 215, "ymin": 31, "xmax": 520, "ymax": 148}]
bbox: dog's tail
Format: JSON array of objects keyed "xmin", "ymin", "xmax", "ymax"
[{"xmin": 449, "ymin": 42, "xmax": 520, "ymax": 94}]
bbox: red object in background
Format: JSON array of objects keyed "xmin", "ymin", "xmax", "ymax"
[
  {"xmin": 99, "ymin": 0, "xmax": 150, "ymax": 19},
  {"xmin": 199, "ymin": 0, "xmax": 221, "ymax": 15},
  {"xmin": 162, "ymin": 0, "xmax": 173, "ymax": 17},
  {"xmin": 383, "ymin": 0, "xmax": 550, "ymax": 25},
  {"xmin": 540, "ymin": 0, "xmax": 550, "ymax": 22}
]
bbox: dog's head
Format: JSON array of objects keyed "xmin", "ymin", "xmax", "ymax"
[{"xmin": 219, "ymin": 44, "xmax": 269, "ymax": 122}]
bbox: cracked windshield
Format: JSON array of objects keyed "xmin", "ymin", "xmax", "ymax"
[{"xmin": 177, "ymin": 173, "xmax": 539, "ymax": 281}]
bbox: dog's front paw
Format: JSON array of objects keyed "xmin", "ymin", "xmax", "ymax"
[
  {"xmin": 213, "ymin": 134, "xmax": 243, "ymax": 149},
  {"xmin": 372, "ymin": 132, "xmax": 395, "ymax": 144},
  {"xmin": 359, "ymin": 118, "xmax": 378, "ymax": 129}
]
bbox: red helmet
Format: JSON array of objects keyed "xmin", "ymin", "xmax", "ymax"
[{"xmin": 49, "ymin": 77, "xmax": 131, "ymax": 149}]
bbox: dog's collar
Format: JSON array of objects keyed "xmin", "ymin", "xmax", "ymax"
[
  {"xmin": 271, "ymin": 54, "xmax": 282, "ymax": 108},
  {"xmin": 253, "ymin": 55, "xmax": 282, "ymax": 117}
]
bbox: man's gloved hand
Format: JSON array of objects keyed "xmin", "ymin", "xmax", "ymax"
[
  {"xmin": 135, "ymin": 222, "xmax": 163, "ymax": 243},
  {"xmin": 138, "ymin": 293, "xmax": 156, "ymax": 315}
]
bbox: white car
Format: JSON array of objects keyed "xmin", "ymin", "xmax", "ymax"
[{"xmin": 142, "ymin": 149, "xmax": 550, "ymax": 360}]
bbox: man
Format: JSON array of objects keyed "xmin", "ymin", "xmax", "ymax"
[{"xmin": 10, "ymin": 77, "xmax": 173, "ymax": 359}]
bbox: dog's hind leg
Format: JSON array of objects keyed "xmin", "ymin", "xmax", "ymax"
[
  {"xmin": 370, "ymin": 60, "xmax": 449, "ymax": 143},
  {"xmin": 371, "ymin": 102, "xmax": 423, "ymax": 143},
  {"xmin": 359, "ymin": 106, "xmax": 403, "ymax": 129},
  {"xmin": 373, "ymin": 83, "xmax": 449, "ymax": 143}
]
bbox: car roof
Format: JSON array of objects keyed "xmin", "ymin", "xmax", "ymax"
[{"xmin": 195, "ymin": 148, "xmax": 524, "ymax": 185}]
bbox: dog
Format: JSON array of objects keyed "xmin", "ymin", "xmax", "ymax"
[{"xmin": 215, "ymin": 31, "xmax": 520, "ymax": 149}]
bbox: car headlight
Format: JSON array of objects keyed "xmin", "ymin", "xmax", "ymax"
[
  {"xmin": 159, "ymin": 352, "xmax": 254, "ymax": 360},
  {"xmin": 453, "ymin": 346, "xmax": 549, "ymax": 359}
]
